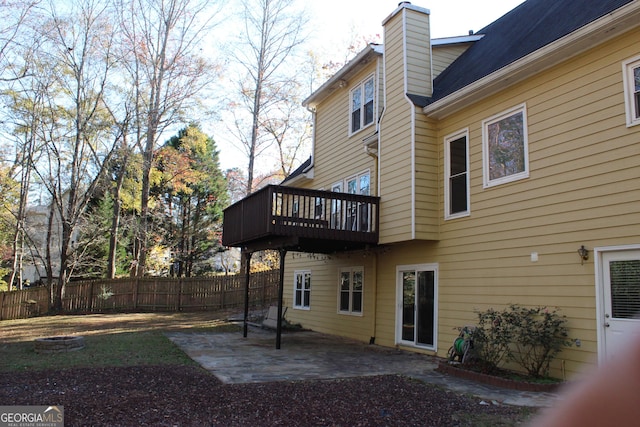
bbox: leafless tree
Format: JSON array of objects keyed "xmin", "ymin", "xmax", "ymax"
[
  {"xmin": 0, "ymin": 0, "xmax": 40, "ymax": 82},
  {"xmin": 27, "ymin": 0, "xmax": 120, "ymax": 310},
  {"xmin": 116, "ymin": 0, "xmax": 221, "ymax": 276},
  {"xmin": 227, "ymin": 0, "xmax": 309, "ymax": 195}
]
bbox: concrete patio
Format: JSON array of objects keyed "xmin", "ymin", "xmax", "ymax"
[{"xmin": 166, "ymin": 326, "xmax": 562, "ymax": 408}]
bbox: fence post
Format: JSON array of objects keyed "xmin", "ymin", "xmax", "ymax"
[
  {"xmin": 133, "ymin": 278, "xmax": 139, "ymax": 310},
  {"xmin": 220, "ymin": 277, "xmax": 225, "ymax": 310},
  {"xmin": 0, "ymin": 290, "xmax": 5, "ymax": 321},
  {"xmin": 88, "ymin": 281, "xmax": 94, "ymax": 312}
]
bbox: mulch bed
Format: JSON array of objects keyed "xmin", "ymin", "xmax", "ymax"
[{"xmin": 1, "ymin": 365, "xmax": 535, "ymax": 426}]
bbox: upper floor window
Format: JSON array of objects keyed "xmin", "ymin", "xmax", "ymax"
[
  {"xmin": 482, "ymin": 103, "xmax": 529, "ymax": 188},
  {"xmin": 350, "ymin": 76, "xmax": 375, "ymax": 134},
  {"xmin": 444, "ymin": 129, "xmax": 470, "ymax": 219},
  {"xmin": 623, "ymin": 55, "xmax": 640, "ymax": 127}
]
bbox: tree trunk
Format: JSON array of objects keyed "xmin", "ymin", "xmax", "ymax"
[{"xmin": 107, "ymin": 186, "xmax": 123, "ymax": 279}]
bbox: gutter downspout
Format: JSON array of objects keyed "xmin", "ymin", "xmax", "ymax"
[{"xmin": 304, "ymin": 105, "xmax": 317, "ymax": 172}]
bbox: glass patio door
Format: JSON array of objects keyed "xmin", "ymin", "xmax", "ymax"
[{"xmin": 397, "ymin": 265, "xmax": 437, "ymax": 349}]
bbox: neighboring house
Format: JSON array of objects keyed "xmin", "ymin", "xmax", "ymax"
[
  {"xmin": 22, "ymin": 204, "xmax": 64, "ymax": 284},
  {"xmin": 223, "ymin": 0, "xmax": 640, "ymax": 379}
]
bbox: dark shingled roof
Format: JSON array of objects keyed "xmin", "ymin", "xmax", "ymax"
[
  {"xmin": 429, "ymin": 0, "xmax": 634, "ymax": 102},
  {"xmin": 281, "ymin": 156, "xmax": 312, "ymax": 184}
]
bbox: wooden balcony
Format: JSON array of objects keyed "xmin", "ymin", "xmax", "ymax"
[{"xmin": 223, "ymin": 185, "xmax": 380, "ymax": 253}]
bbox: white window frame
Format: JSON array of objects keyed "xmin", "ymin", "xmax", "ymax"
[
  {"xmin": 349, "ymin": 75, "xmax": 375, "ymax": 135},
  {"xmin": 395, "ymin": 263, "xmax": 438, "ymax": 351},
  {"xmin": 330, "ymin": 182, "xmax": 343, "ymax": 229},
  {"xmin": 482, "ymin": 103, "xmax": 529, "ymax": 188},
  {"xmin": 293, "ymin": 270, "xmax": 311, "ymax": 310},
  {"xmin": 444, "ymin": 129, "xmax": 470, "ymax": 219},
  {"xmin": 332, "ymin": 171, "xmax": 371, "ymax": 231},
  {"xmin": 622, "ymin": 55, "xmax": 640, "ymax": 127},
  {"xmin": 338, "ymin": 267, "xmax": 364, "ymax": 316}
]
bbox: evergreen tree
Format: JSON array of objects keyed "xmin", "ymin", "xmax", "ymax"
[{"xmin": 154, "ymin": 124, "xmax": 228, "ymax": 276}]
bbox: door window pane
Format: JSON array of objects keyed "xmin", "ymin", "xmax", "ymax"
[
  {"xmin": 610, "ymin": 260, "xmax": 640, "ymax": 319},
  {"xmin": 402, "ymin": 272, "xmax": 415, "ymax": 342},
  {"xmin": 416, "ymin": 271, "xmax": 435, "ymax": 346}
]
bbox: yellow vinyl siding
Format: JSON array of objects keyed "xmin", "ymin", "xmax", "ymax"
[
  {"xmin": 282, "ymin": 252, "xmax": 375, "ymax": 342},
  {"xmin": 371, "ymin": 242, "xmax": 439, "ymax": 349},
  {"xmin": 414, "ymin": 114, "xmax": 439, "ymax": 239},
  {"xmin": 309, "ymin": 64, "xmax": 379, "ymax": 193},
  {"xmin": 284, "ymin": 5, "xmax": 639, "ymax": 380},
  {"xmin": 405, "ymin": 11, "xmax": 431, "ymax": 97},
  {"xmin": 378, "ymin": 8, "xmax": 415, "ymax": 243},
  {"xmin": 432, "ymin": 44, "xmax": 472, "ymax": 79},
  {"xmin": 434, "ymin": 28, "xmax": 640, "ymax": 378}
]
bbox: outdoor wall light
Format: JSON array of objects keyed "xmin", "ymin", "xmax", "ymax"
[{"xmin": 578, "ymin": 245, "xmax": 589, "ymax": 264}]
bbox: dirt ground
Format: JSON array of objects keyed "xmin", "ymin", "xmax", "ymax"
[
  {"xmin": 1, "ymin": 310, "xmax": 239, "ymax": 343},
  {"xmin": 0, "ymin": 311, "xmax": 536, "ymax": 426}
]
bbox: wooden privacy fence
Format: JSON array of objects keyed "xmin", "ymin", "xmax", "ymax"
[{"xmin": 0, "ymin": 270, "xmax": 280, "ymax": 321}]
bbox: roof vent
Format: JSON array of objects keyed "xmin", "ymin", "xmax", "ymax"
[
  {"xmin": 469, "ymin": 30, "xmax": 474, "ymax": 35},
  {"xmin": 398, "ymin": 1, "xmax": 411, "ymax": 6}
]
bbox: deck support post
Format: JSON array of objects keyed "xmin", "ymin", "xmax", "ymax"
[
  {"xmin": 276, "ymin": 249, "xmax": 287, "ymax": 349},
  {"xmin": 242, "ymin": 251, "xmax": 253, "ymax": 338}
]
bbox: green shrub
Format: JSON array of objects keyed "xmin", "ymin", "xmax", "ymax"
[
  {"xmin": 469, "ymin": 304, "xmax": 574, "ymax": 378},
  {"xmin": 502, "ymin": 305, "xmax": 574, "ymax": 377},
  {"xmin": 470, "ymin": 307, "xmax": 512, "ymax": 372}
]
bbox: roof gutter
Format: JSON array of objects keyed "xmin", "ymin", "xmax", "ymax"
[
  {"xmin": 303, "ymin": 44, "xmax": 383, "ymax": 109},
  {"xmin": 423, "ymin": 1, "xmax": 640, "ymax": 119}
]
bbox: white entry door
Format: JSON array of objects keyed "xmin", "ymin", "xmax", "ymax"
[{"xmin": 601, "ymin": 249, "xmax": 640, "ymax": 361}]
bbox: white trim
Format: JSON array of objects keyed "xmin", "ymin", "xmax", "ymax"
[
  {"xmin": 382, "ymin": 2, "xmax": 430, "ymax": 26},
  {"xmin": 348, "ymin": 74, "xmax": 376, "ymax": 136},
  {"xmin": 622, "ymin": 54, "xmax": 640, "ymax": 127},
  {"xmin": 432, "ymin": 34, "xmax": 484, "ymax": 45},
  {"xmin": 293, "ymin": 270, "xmax": 311, "ymax": 310},
  {"xmin": 303, "ymin": 45, "xmax": 383, "ymax": 108},
  {"xmin": 482, "ymin": 103, "xmax": 529, "ymax": 188},
  {"xmin": 395, "ymin": 263, "xmax": 439, "ymax": 351},
  {"xmin": 594, "ymin": 244, "xmax": 640, "ymax": 364},
  {"xmin": 444, "ymin": 128, "xmax": 470, "ymax": 220},
  {"xmin": 337, "ymin": 266, "xmax": 365, "ymax": 317}
]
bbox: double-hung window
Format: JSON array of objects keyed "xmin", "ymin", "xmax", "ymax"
[
  {"xmin": 294, "ymin": 270, "xmax": 311, "ymax": 309},
  {"xmin": 339, "ymin": 267, "xmax": 363, "ymax": 315},
  {"xmin": 482, "ymin": 103, "xmax": 529, "ymax": 188},
  {"xmin": 444, "ymin": 130, "xmax": 470, "ymax": 219},
  {"xmin": 623, "ymin": 55, "xmax": 640, "ymax": 127},
  {"xmin": 350, "ymin": 76, "xmax": 375, "ymax": 134}
]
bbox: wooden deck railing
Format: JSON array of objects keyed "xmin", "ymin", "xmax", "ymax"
[{"xmin": 223, "ymin": 185, "xmax": 380, "ymax": 251}]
